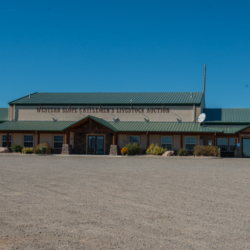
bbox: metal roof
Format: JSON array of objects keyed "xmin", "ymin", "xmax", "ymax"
[
  {"xmin": 205, "ymin": 108, "xmax": 250, "ymax": 124},
  {"xmin": 109, "ymin": 122, "xmax": 223, "ymax": 133},
  {"xmin": 0, "ymin": 121, "xmax": 75, "ymax": 131},
  {"xmin": 0, "ymin": 108, "xmax": 8, "ymax": 121},
  {"xmin": 9, "ymin": 92, "xmax": 204, "ymax": 105}
]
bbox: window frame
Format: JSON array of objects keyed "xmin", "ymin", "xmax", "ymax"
[
  {"xmin": 129, "ymin": 136, "xmax": 140, "ymax": 144},
  {"xmin": 53, "ymin": 135, "xmax": 64, "ymax": 149},
  {"xmin": 217, "ymin": 138, "xmax": 228, "ymax": 152},
  {"xmin": 185, "ymin": 136, "xmax": 196, "ymax": 151},
  {"xmin": 2, "ymin": 134, "xmax": 12, "ymax": 148},
  {"xmin": 23, "ymin": 135, "xmax": 34, "ymax": 148},
  {"xmin": 161, "ymin": 136, "xmax": 172, "ymax": 150}
]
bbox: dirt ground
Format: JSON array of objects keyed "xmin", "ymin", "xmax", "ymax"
[{"xmin": 0, "ymin": 155, "xmax": 250, "ymax": 250}]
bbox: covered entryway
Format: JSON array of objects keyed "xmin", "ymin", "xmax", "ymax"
[{"xmin": 88, "ymin": 135, "xmax": 104, "ymax": 154}]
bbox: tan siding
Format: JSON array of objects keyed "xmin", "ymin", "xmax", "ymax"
[
  {"xmin": 173, "ymin": 135, "xmax": 180, "ymax": 150},
  {"xmin": 195, "ymin": 106, "xmax": 201, "ymax": 120},
  {"xmin": 149, "ymin": 135, "xmax": 160, "ymax": 146},
  {"xmin": 118, "ymin": 134, "xmax": 128, "ymax": 149},
  {"xmin": 140, "ymin": 135, "xmax": 147, "ymax": 150},
  {"xmin": 9, "ymin": 106, "xmax": 13, "ymax": 121},
  {"xmin": 13, "ymin": 133, "xmax": 23, "ymax": 146},
  {"xmin": 40, "ymin": 134, "xmax": 53, "ymax": 148},
  {"xmin": 15, "ymin": 105, "xmax": 194, "ymax": 122}
]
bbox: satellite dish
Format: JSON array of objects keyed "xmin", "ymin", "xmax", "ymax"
[{"xmin": 198, "ymin": 113, "xmax": 206, "ymax": 123}]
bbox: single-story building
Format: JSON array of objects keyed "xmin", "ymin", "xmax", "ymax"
[{"xmin": 0, "ymin": 91, "xmax": 250, "ymax": 157}]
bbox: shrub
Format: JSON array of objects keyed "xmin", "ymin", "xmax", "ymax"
[
  {"xmin": 194, "ymin": 145, "xmax": 219, "ymax": 157},
  {"xmin": 125, "ymin": 143, "xmax": 142, "ymax": 155},
  {"xmin": 146, "ymin": 143, "xmax": 167, "ymax": 155},
  {"xmin": 35, "ymin": 143, "xmax": 51, "ymax": 154},
  {"xmin": 22, "ymin": 147, "xmax": 34, "ymax": 154},
  {"xmin": 11, "ymin": 144, "xmax": 22, "ymax": 152},
  {"xmin": 177, "ymin": 148, "xmax": 188, "ymax": 156},
  {"xmin": 121, "ymin": 147, "xmax": 128, "ymax": 155}
]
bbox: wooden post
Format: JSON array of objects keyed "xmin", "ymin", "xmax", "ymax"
[
  {"xmin": 113, "ymin": 133, "xmax": 116, "ymax": 145},
  {"xmin": 214, "ymin": 133, "xmax": 217, "ymax": 146},
  {"xmin": 147, "ymin": 132, "xmax": 149, "ymax": 149},
  {"xmin": 236, "ymin": 137, "xmax": 239, "ymax": 144},
  {"xmin": 65, "ymin": 133, "xmax": 68, "ymax": 145},
  {"xmin": 180, "ymin": 134, "xmax": 183, "ymax": 148},
  {"xmin": 37, "ymin": 132, "xmax": 40, "ymax": 145},
  {"xmin": 6, "ymin": 132, "xmax": 9, "ymax": 148}
]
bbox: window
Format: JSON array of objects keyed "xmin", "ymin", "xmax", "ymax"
[
  {"xmin": 2, "ymin": 135, "xmax": 12, "ymax": 147},
  {"xmin": 217, "ymin": 138, "xmax": 228, "ymax": 151},
  {"xmin": 54, "ymin": 135, "xmax": 64, "ymax": 149},
  {"xmin": 161, "ymin": 136, "xmax": 172, "ymax": 150},
  {"xmin": 229, "ymin": 138, "xmax": 236, "ymax": 152},
  {"xmin": 24, "ymin": 135, "xmax": 33, "ymax": 147},
  {"xmin": 185, "ymin": 137, "xmax": 196, "ymax": 151},
  {"xmin": 129, "ymin": 136, "xmax": 140, "ymax": 144}
]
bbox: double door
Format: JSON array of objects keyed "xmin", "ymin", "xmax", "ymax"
[{"xmin": 88, "ymin": 135, "xmax": 104, "ymax": 155}]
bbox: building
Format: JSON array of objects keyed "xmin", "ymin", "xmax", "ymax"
[{"xmin": 0, "ymin": 91, "xmax": 250, "ymax": 157}]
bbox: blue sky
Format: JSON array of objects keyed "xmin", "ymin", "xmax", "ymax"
[{"xmin": 1, "ymin": 0, "xmax": 250, "ymax": 108}]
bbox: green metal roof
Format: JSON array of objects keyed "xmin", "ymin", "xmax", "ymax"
[
  {"xmin": 205, "ymin": 108, "xmax": 250, "ymax": 124},
  {"xmin": 9, "ymin": 92, "xmax": 203, "ymax": 105},
  {"xmin": 108, "ymin": 121, "xmax": 223, "ymax": 133},
  {"xmin": 0, "ymin": 121, "xmax": 75, "ymax": 131},
  {"xmin": 0, "ymin": 108, "xmax": 8, "ymax": 122}
]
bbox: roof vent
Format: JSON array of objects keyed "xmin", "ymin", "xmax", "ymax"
[
  {"xmin": 190, "ymin": 92, "xmax": 193, "ymax": 98},
  {"xmin": 29, "ymin": 93, "xmax": 31, "ymax": 98}
]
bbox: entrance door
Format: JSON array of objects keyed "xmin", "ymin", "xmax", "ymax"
[
  {"xmin": 88, "ymin": 136, "xmax": 104, "ymax": 154},
  {"xmin": 242, "ymin": 139, "xmax": 250, "ymax": 157}
]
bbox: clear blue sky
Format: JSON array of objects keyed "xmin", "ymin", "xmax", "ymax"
[{"xmin": 1, "ymin": 0, "xmax": 250, "ymax": 108}]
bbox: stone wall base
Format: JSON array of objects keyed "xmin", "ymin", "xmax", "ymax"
[
  {"xmin": 61, "ymin": 144, "xmax": 72, "ymax": 154},
  {"xmin": 234, "ymin": 148, "xmax": 242, "ymax": 158},
  {"xmin": 110, "ymin": 145, "xmax": 119, "ymax": 155}
]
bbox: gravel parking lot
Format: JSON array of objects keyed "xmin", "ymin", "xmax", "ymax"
[{"xmin": 0, "ymin": 155, "xmax": 250, "ymax": 250}]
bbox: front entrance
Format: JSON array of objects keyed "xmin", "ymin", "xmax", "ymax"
[
  {"xmin": 88, "ymin": 135, "xmax": 104, "ymax": 154},
  {"xmin": 242, "ymin": 139, "xmax": 250, "ymax": 157}
]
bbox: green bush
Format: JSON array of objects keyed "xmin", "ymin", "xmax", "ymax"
[
  {"xmin": 146, "ymin": 143, "xmax": 167, "ymax": 155},
  {"xmin": 194, "ymin": 145, "xmax": 219, "ymax": 156},
  {"xmin": 35, "ymin": 143, "xmax": 51, "ymax": 154},
  {"xmin": 125, "ymin": 143, "xmax": 142, "ymax": 155},
  {"xmin": 177, "ymin": 148, "xmax": 188, "ymax": 156},
  {"xmin": 22, "ymin": 147, "xmax": 34, "ymax": 154},
  {"xmin": 11, "ymin": 144, "xmax": 22, "ymax": 152}
]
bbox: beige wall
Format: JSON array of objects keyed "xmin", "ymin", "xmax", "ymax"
[
  {"xmin": 173, "ymin": 135, "xmax": 180, "ymax": 150},
  {"xmin": 15, "ymin": 105, "xmax": 195, "ymax": 122},
  {"xmin": 118, "ymin": 134, "xmax": 128, "ymax": 149},
  {"xmin": 9, "ymin": 105, "xmax": 13, "ymax": 121},
  {"xmin": 149, "ymin": 134, "xmax": 160, "ymax": 146},
  {"xmin": 40, "ymin": 134, "xmax": 53, "ymax": 148}
]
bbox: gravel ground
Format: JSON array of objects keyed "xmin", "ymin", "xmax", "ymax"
[{"xmin": 0, "ymin": 155, "xmax": 250, "ymax": 250}]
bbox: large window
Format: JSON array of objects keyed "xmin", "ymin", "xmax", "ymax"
[
  {"xmin": 2, "ymin": 135, "xmax": 12, "ymax": 147},
  {"xmin": 129, "ymin": 136, "xmax": 140, "ymax": 144},
  {"xmin": 54, "ymin": 135, "xmax": 64, "ymax": 149},
  {"xmin": 161, "ymin": 136, "xmax": 172, "ymax": 150},
  {"xmin": 217, "ymin": 138, "xmax": 228, "ymax": 151},
  {"xmin": 24, "ymin": 135, "xmax": 33, "ymax": 147},
  {"xmin": 185, "ymin": 137, "xmax": 196, "ymax": 151},
  {"xmin": 229, "ymin": 138, "xmax": 236, "ymax": 152}
]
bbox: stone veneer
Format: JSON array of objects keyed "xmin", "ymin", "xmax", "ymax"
[{"xmin": 73, "ymin": 120, "xmax": 113, "ymax": 155}]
